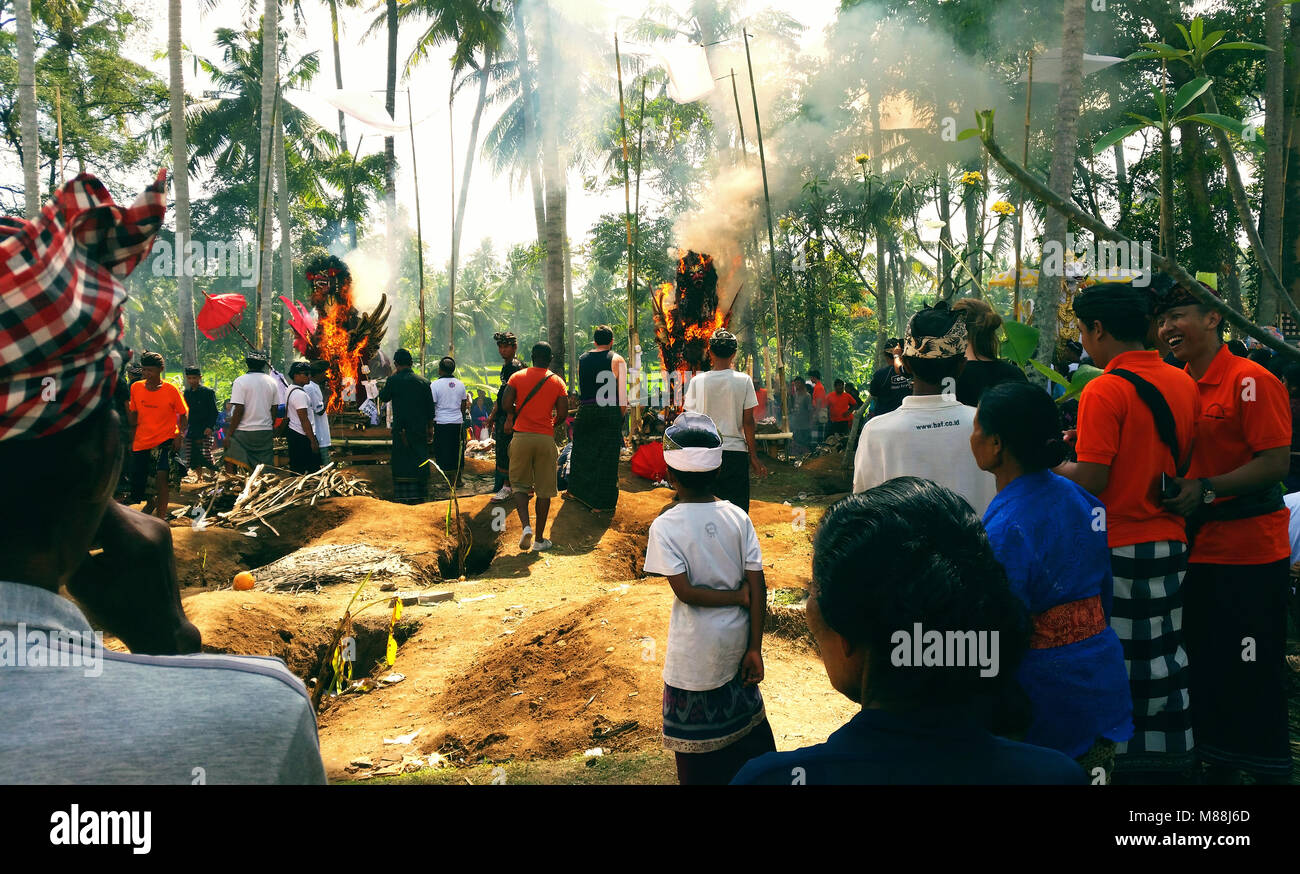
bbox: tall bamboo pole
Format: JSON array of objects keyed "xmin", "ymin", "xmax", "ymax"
[
  {"xmin": 731, "ymin": 67, "xmax": 763, "ymax": 377},
  {"xmin": 743, "ymin": 30, "xmax": 787, "ymax": 431},
  {"xmin": 408, "ymin": 89, "xmax": 427, "ymax": 370},
  {"xmin": 615, "ymin": 34, "xmax": 641, "ymax": 429},
  {"xmin": 1014, "ymin": 51, "xmax": 1032, "ymax": 321}
]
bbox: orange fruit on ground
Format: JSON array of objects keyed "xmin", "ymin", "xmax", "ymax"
[{"xmin": 233, "ymin": 571, "xmax": 256, "ymax": 591}]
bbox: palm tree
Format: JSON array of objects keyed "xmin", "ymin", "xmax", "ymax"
[
  {"xmin": 169, "ymin": 0, "xmax": 198, "ymax": 367},
  {"xmin": 255, "ymin": 0, "xmax": 279, "ymax": 352},
  {"xmin": 324, "ymin": 0, "xmax": 362, "ymax": 246},
  {"xmin": 1031, "ymin": 0, "xmax": 1086, "ymax": 375},
  {"xmin": 383, "ymin": 0, "xmax": 398, "ymax": 303},
  {"xmin": 16, "ymin": 0, "xmax": 39, "ymax": 216}
]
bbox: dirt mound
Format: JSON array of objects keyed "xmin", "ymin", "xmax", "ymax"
[{"xmin": 425, "ymin": 591, "xmax": 667, "ymax": 761}]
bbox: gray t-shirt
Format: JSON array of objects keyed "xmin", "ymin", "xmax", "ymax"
[{"xmin": 0, "ymin": 581, "xmax": 327, "ymax": 784}]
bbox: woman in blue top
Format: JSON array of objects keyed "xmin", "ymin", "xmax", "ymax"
[{"xmin": 970, "ymin": 382, "xmax": 1133, "ymax": 781}]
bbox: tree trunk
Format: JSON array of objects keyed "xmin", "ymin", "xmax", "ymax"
[
  {"xmin": 16, "ymin": 0, "xmax": 39, "ymax": 217},
  {"xmin": 450, "ymin": 52, "xmax": 491, "ymax": 349},
  {"xmin": 328, "ymin": 0, "xmax": 355, "ymax": 249},
  {"xmin": 538, "ymin": 4, "xmax": 566, "ymax": 380},
  {"xmin": 1180, "ymin": 121, "xmax": 1216, "ymax": 267},
  {"xmin": 892, "ymin": 242, "xmax": 908, "ymax": 340},
  {"xmin": 169, "ymin": 0, "xmax": 197, "ymax": 368},
  {"xmin": 564, "ymin": 226, "xmax": 576, "ymax": 380},
  {"xmin": 256, "ymin": 0, "xmax": 278, "ymax": 352},
  {"xmin": 964, "ymin": 167, "xmax": 981, "ymax": 295},
  {"xmin": 938, "ymin": 172, "xmax": 955, "ymax": 300},
  {"xmin": 384, "ymin": 0, "xmax": 398, "ymax": 302},
  {"xmin": 1031, "ymin": 0, "xmax": 1086, "ymax": 373},
  {"xmin": 1284, "ymin": 3, "xmax": 1300, "ymax": 308},
  {"xmin": 276, "ymin": 113, "xmax": 293, "ymax": 367},
  {"xmin": 815, "ymin": 228, "xmax": 833, "ymax": 383},
  {"xmin": 513, "ymin": 5, "xmax": 548, "ymax": 256},
  {"xmin": 1260, "ymin": 0, "xmax": 1286, "ymax": 327}
]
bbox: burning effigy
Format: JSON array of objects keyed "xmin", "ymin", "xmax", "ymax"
[
  {"xmin": 652, "ymin": 251, "xmax": 730, "ymax": 396},
  {"xmin": 281, "ymin": 250, "xmax": 390, "ymax": 412}
]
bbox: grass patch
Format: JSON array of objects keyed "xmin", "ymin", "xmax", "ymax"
[{"xmin": 338, "ymin": 749, "xmax": 677, "ymax": 786}]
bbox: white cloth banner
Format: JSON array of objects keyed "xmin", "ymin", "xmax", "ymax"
[
  {"xmin": 1018, "ymin": 51, "xmax": 1125, "ymax": 84},
  {"xmin": 658, "ymin": 43, "xmax": 715, "ymax": 103},
  {"xmin": 283, "ymin": 89, "xmax": 430, "ymax": 136}
]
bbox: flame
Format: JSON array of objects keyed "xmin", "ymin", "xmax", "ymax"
[
  {"xmin": 319, "ymin": 302, "xmax": 358, "ymax": 413},
  {"xmin": 652, "ymin": 251, "xmax": 730, "ymax": 408}
]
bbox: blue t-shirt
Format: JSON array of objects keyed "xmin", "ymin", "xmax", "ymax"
[
  {"xmin": 982, "ymin": 469, "xmax": 1134, "ymax": 758},
  {"xmin": 731, "ymin": 707, "xmax": 1087, "ymax": 785}
]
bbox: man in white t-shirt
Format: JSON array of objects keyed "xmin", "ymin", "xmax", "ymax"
[
  {"xmin": 683, "ymin": 330, "xmax": 768, "ymax": 513},
  {"xmin": 853, "ymin": 301, "xmax": 997, "ymax": 516},
  {"xmin": 430, "ymin": 356, "xmax": 470, "ymax": 487},
  {"xmin": 223, "ymin": 352, "xmax": 281, "ymax": 474},
  {"xmin": 308, "ymin": 359, "xmax": 331, "ymax": 466},
  {"xmin": 285, "ymin": 362, "xmax": 320, "ymax": 473}
]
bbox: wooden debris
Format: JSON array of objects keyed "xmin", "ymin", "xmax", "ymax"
[{"xmin": 180, "ymin": 463, "xmax": 375, "ymax": 532}]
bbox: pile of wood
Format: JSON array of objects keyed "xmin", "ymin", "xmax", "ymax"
[
  {"xmin": 184, "ymin": 463, "xmax": 373, "ymax": 535},
  {"xmin": 249, "ymin": 543, "xmax": 435, "ymax": 593}
]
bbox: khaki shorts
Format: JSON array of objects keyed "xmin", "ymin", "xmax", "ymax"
[{"xmin": 508, "ymin": 430, "xmax": 558, "ymax": 498}]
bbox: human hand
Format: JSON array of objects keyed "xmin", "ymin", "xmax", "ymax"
[
  {"xmin": 750, "ymin": 455, "xmax": 768, "ymax": 477},
  {"xmin": 1062, "ymin": 429, "xmax": 1077, "ymax": 447},
  {"xmin": 1161, "ymin": 477, "xmax": 1203, "ymax": 517},
  {"xmin": 734, "ymin": 585, "xmax": 751, "ymax": 609},
  {"xmin": 504, "ymin": 416, "xmax": 515, "ymax": 435},
  {"xmin": 740, "ymin": 649, "xmax": 764, "ymax": 686},
  {"xmin": 65, "ymin": 501, "xmax": 201, "ymax": 655}
]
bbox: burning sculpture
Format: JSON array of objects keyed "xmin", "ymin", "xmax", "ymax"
[
  {"xmin": 652, "ymin": 251, "xmax": 729, "ymax": 385},
  {"xmin": 281, "ymin": 250, "xmax": 390, "ymax": 412}
]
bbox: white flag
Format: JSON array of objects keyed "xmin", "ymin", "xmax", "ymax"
[{"xmin": 658, "ymin": 43, "xmax": 714, "ymax": 103}]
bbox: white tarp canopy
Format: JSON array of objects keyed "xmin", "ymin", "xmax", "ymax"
[
  {"xmin": 282, "ymin": 89, "xmax": 436, "ymax": 137},
  {"xmin": 1019, "ymin": 51, "xmax": 1125, "ymax": 84}
]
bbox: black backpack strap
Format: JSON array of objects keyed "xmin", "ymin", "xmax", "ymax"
[{"xmin": 1109, "ymin": 369, "xmax": 1190, "ymax": 477}]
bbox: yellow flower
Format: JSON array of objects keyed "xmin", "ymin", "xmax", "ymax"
[
  {"xmin": 991, "ymin": 200, "xmax": 1016, "ymax": 216},
  {"xmin": 854, "ymin": 153, "xmax": 870, "ymax": 165},
  {"xmin": 961, "ymin": 170, "xmax": 984, "ymax": 186}
]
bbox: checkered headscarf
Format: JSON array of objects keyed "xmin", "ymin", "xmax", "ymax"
[{"xmin": 0, "ymin": 169, "xmax": 167, "ymax": 442}]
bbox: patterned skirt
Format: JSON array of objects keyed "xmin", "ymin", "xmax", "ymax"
[
  {"xmin": 566, "ymin": 404, "xmax": 623, "ymax": 511},
  {"xmin": 663, "ymin": 672, "xmax": 766, "ymax": 754},
  {"xmin": 1109, "ymin": 540, "xmax": 1195, "ymax": 774}
]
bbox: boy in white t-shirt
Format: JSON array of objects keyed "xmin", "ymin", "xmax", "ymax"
[
  {"xmin": 429, "ymin": 356, "xmax": 470, "ymax": 487},
  {"xmin": 852, "ymin": 301, "xmax": 997, "ymax": 515},
  {"xmin": 642, "ymin": 411, "xmax": 775, "ymax": 785}
]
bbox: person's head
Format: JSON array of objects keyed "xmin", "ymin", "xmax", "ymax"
[
  {"xmin": 475, "ymin": 389, "xmax": 487, "ymax": 400},
  {"xmin": 970, "ymin": 383, "xmax": 1069, "ymax": 476},
  {"xmin": 245, "ymin": 352, "xmax": 268, "ymax": 373},
  {"xmin": 439, "ymin": 356, "xmax": 456, "ymax": 377},
  {"xmin": 883, "ymin": 338, "xmax": 904, "ymax": 365},
  {"xmin": 1248, "ymin": 347, "xmax": 1272, "ymax": 365},
  {"xmin": 808, "ymin": 478, "xmax": 1030, "ymax": 709},
  {"xmin": 393, "ymin": 348, "xmax": 413, "ymax": 369},
  {"xmin": 791, "ymin": 376, "xmax": 806, "ymax": 393},
  {"xmin": 288, "ymin": 361, "xmax": 312, "ymax": 385},
  {"xmin": 1154, "ymin": 281, "xmax": 1224, "ymax": 363},
  {"xmin": 662, "ymin": 411, "xmax": 723, "ymax": 494},
  {"xmin": 140, "ymin": 351, "xmax": 164, "ymax": 384},
  {"xmin": 833, "ymin": 378, "xmax": 844, "ymax": 392},
  {"xmin": 951, "ymin": 297, "xmax": 1003, "ymax": 360},
  {"xmin": 593, "ymin": 325, "xmax": 614, "ymax": 347},
  {"xmin": 310, "ymin": 359, "xmax": 331, "ymax": 384},
  {"xmin": 809, "ymin": 369, "xmax": 822, "ymax": 382},
  {"xmin": 903, "ymin": 301, "xmax": 966, "ymax": 391},
  {"xmin": 531, "ymin": 341, "xmax": 553, "ymax": 368},
  {"xmin": 494, "ymin": 330, "xmax": 518, "ymax": 362},
  {"xmin": 183, "ymin": 366, "xmax": 202, "ymax": 389},
  {"xmin": 708, "ymin": 329, "xmax": 738, "ymax": 367},
  {"xmin": 1227, "ymin": 339, "xmax": 1248, "ymax": 357},
  {"xmin": 1071, "ymin": 282, "xmax": 1151, "ymax": 368}
]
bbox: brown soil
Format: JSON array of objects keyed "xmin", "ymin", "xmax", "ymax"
[{"xmin": 169, "ymin": 455, "xmax": 856, "ymax": 780}]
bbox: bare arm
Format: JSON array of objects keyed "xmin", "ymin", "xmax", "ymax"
[
  {"xmin": 664, "ymin": 572, "xmax": 748, "ymax": 608},
  {"xmin": 1163, "ymin": 446, "xmax": 1290, "ymax": 516},
  {"xmin": 1054, "ymin": 460, "xmax": 1110, "ymax": 496},
  {"xmin": 223, "ymin": 403, "xmax": 244, "ymax": 446},
  {"xmin": 501, "ymin": 384, "xmax": 517, "ymax": 433},
  {"xmin": 743, "ymin": 407, "xmax": 767, "ymax": 475}
]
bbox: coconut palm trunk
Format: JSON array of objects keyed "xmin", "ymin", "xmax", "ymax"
[
  {"xmin": 276, "ymin": 115, "xmax": 294, "ymax": 366},
  {"xmin": 1259, "ymin": 0, "xmax": 1285, "ymax": 325},
  {"xmin": 538, "ymin": 3, "xmax": 566, "ymax": 379},
  {"xmin": 327, "ymin": 0, "xmax": 356, "ymax": 249},
  {"xmin": 16, "ymin": 0, "xmax": 39, "ymax": 217},
  {"xmin": 256, "ymin": 0, "xmax": 279, "ymax": 353},
  {"xmin": 384, "ymin": 0, "xmax": 398, "ymax": 304},
  {"xmin": 1031, "ymin": 0, "xmax": 1086, "ymax": 374},
  {"xmin": 169, "ymin": 0, "xmax": 198, "ymax": 367}
]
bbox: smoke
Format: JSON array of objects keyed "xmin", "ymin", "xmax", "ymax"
[{"xmin": 670, "ymin": 163, "xmax": 762, "ymax": 316}]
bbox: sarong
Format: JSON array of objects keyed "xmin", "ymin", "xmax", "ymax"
[
  {"xmin": 432, "ymin": 422, "xmax": 464, "ymax": 482},
  {"xmin": 287, "ymin": 429, "xmax": 319, "ymax": 474},
  {"xmin": 712, "ymin": 450, "xmax": 751, "ymax": 513},
  {"xmin": 225, "ymin": 428, "xmax": 274, "ymax": 471},
  {"xmin": 566, "ymin": 404, "xmax": 623, "ymax": 511},
  {"xmin": 663, "ymin": 672, "xmax": 767, "ymax": 754},
  {"xmin": 1183, "ymin": 559, "xmax": 1293, "ymax": 778},
  {"xmin": 181, "ymin": 433, "xmax": 215, "ymax": 471},
  {"xmin": 1109, "ymin": 540, "xmax": 1195, "ymax": 775},
  {"xmin": 391, "ymin": 422, "xmax": 430, "ymax": 504},
  {"xmin": 494, "ymin": 423, "xmax": 513, "ymax": 491}
]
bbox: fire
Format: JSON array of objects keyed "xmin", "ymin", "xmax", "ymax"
[
  {"xmin": 651, "ymin": 250, "xmax": 730, "ymax": 407},
  {"xmin": 318, "ymin": 302, "xmax": 358, "ymax": 413}
]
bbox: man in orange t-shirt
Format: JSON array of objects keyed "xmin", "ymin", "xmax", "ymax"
[
  {"xmin": 1056, "ymin": 282, "xmax": 1199, "ymax": 782},
  {"xmin": 808, "ymin": 370, "xmax": 827, "ymax": 442},
  {"xmin": 1156, "ymin": 284, "xmax": 1292, "ymax": 784},
  {"xmin": 825, "ymin": 378, "xmax": 859, "ymax": 438},
  {"xmin": 502, "ymin": 341, "xmax": 569, "ymax": 553},
  {"xmin": 127, "ymin": 351, "xmax": 188, "ymax": 519}
]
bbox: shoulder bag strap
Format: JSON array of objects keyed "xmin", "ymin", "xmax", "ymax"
[{"xmin": 1108, "ymin": 369, "xmax": 1191, "ymax": 477}]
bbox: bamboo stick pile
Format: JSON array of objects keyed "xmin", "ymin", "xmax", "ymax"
[{"xmin": 185, "ymin": 463, "xmax": 374, "ymax": 534}]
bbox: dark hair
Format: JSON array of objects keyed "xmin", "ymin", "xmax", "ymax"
[
  {"xmin": 531, "ymin": 341, "xmax": 553, "ymax": 367},
  {"xmin": 811, "ymin": 478, "xmax": 1030, "ymax": 709},
  {"xmin": 244, "ymin": 356, "xmax": 267, "ymax": 372},
  {"xmin": 903, "ymin": 355, "xmax": 963, "ymax": 386},
  {"xmin": 1071, "ymin": 282, "xmax": 1151, "ymax": 343},
  {"xmin": 140, "ymin": 351, "xmax": 164, "ymax": 369},
  {"xmin": 393, "ymin": 348, "xmax": 413, "ymax": 367},
  {"xmin": 288, "ymin": 361, "xmax": 311, "ymax": 378},
  {"xmin": 834, "ymin": 378, "xmax": 844, "ymax": 388},
  {"xmin": 809, "ymin": 370, "xmax": 822, "ymax": 380},
  {"xmin": 183, "ymin": 366, "xmax": 201, "ymax": 377},
  {"xmin": 1227, "ymin": 339, "xmax": 1248, "ymax": 357},
  {"xmin": 439, "ymin": 356, "xmax": 456, "ymax": 375},
  {"xmin": 1248, "ymin": 347, "xmax": 1272, "ymax": 365},
  {"xmin": 665, "ymin": 426, "xmax": 720, "ymax": 491},
  {"xmin": 1283, "ymin": 363, "xmax": 1300, "ymax": 393},
  {"xmin": 976, "ymin": 383, "xmax": 1069, "ymax": 471},
  {"xmin": 952, "ymin": 298, "xmax": 1003, "ymax": 359},
  {"xmin": 593, "ymin": 325, "xmax": 614, "ymax": 345}
]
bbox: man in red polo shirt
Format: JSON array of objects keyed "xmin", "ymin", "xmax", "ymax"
[
  {"xmin": 501, "ymin": 341, "xmax": 569, "ymax": 553},
  {"xmin": 825, "ymin": 378, "xmax": 859, "ymax": 438},
  {"xmin": 1056, "ymin": 282, "xmax": 1200, "ymax": 783},
  {"xmin": 1156, "ymin": 282, "xmax": 1292, "ymax": 784}
]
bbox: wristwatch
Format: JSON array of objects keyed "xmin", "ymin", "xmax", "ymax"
[{"xmin": 1199, "ymin": 478, "xmax": 1216, "ymax": 504}]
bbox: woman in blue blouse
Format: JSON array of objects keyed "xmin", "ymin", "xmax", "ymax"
[{"xmin": 970, "ymin": 382, "xmax": 1133, "ymax": 780}]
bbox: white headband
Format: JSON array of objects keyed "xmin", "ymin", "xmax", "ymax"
[{"xmin": 663, "ymin": 446, "xmax": 723, "ymax": 472}]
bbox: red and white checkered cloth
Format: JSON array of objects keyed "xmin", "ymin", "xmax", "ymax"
[{"xmin": 0, "ymin": 169, "xmax": 167, "ymax": 442}]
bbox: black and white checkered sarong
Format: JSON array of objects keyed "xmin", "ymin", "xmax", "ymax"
[{"xmin": 1109, "ymin": 540, "xmax": 1195, "ymax": 773}]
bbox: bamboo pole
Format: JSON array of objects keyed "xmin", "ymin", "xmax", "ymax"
[
  {"xmin": 743, "ymin": 30, "xmax": 787, "ymax": 431},
  {"xmin": 442, "ymin": 84, "xmax": 451, "ymax": 363},
  {"xmin": 408, "ymin": 89, "xmax": 428, "ymax": 370},
  {"xmin": 615, "ymin": 34, "xmax": 641, "ymax": 432},
  {"xmin": 253, "ymin": 88, "xmax": 282, "ymax": 352},
  {"xmin": 1014, "ymin": 51, "xmax": 1032, "ymax": 321}
]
